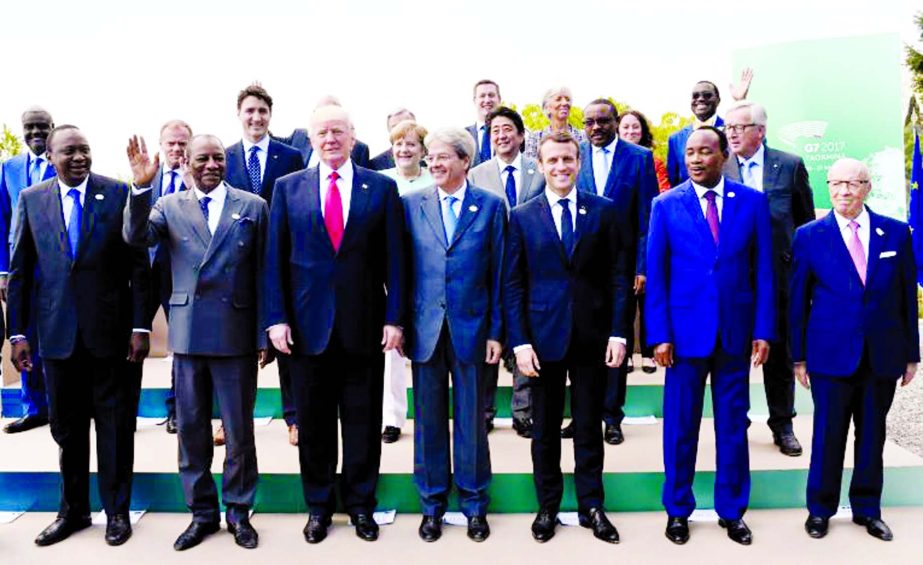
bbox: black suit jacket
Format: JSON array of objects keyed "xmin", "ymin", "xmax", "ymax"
[
  {"xmin": 225, "ymin": 139, "xmax": 304, "ymax": 205},
  {"xmin": 368, "ymin": 149, "xmax": 394, "ymax": 171},
  {"xmin": 277, "ymin": 129, "xmax": 371, "ymax": 168},
  {"xmin": 7, "ymin": 173, "xmax": 150, "ymax": 359}
]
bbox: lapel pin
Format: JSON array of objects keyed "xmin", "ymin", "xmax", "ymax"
[
  {"xmin": 232, "ymin": 213, "xmax": 241, "ymax": 220},
  {"xmin": 876, "ymin": 227, "xmax": 884, "ymax": 236},
  {"xmin": 362, "ymin": 183, "xmax": 368, "ymax": 190},
  {"xmin": 469, "ymin": 205, "xmax": 478, "ymax": 212},
  {"xmin": 727, "ymin": 192, "xmax": 736, "ymax": 198},
  {"xmin": 527, "ymin": 169, "xmax": 535, "ymax": 174},
  {"xmin": 578, "ymin": 207, "xmax": 587, "ymax": 215},
  {"xmin": 95, "ymin": 193, "xmax": 104, "ymax": 200}
]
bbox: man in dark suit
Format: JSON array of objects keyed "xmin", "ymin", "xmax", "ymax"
[
  {"xmin": 666, "ymin": 82, "xmax": 725, "ymax": 187},
  {"xmin": 723, "ymin": 101, "xmax": 815, "ymax": 456},
  {"xmin": 468, "ymin": 106, "xmax": 545, "ymax": 438},
  {"xmin": 505, "ymin": 131, "xmax": 628, "ymax": 544},
  {"xmin": 224, "ymin": 84, "xmax": 303, "ymax": 446},
  {"xmin": 404, "ymin": 128, "xmax": 505, "ymax": 542},
  {"xmin": 125, "ymin": 133, "xmax": 270, "ymax": 550},
  {"xmin": 0, "ymin": 106, "xmax": 56, "ymax": 434},
  {"xmin": 646, "ymin": 127, "xmax": 775, "ymax": 546},
  {"xmin": 276, "ymin": 96, "xmax": 371, "ymax": 169},
  {"xmin": 266, "ymin": 104, "xmax": 405, "ymax": 544},
  {"xmin": 368, "ymin": 108, "xmax": 415, "ymax": 171},
  {"xmin": 465, "ymin": 79, "xmax": 501, "ymax": 167},
  {"xmin": 577, "ymin": 99, "xmax": 659, "ymax": 445},
  {"xmin": 149, "ymin": 119, "xmax": 192, "ymax": 435},
  {"xmin": 791, "ymin": 158, "xmax": 919, "ymax": 542},
  {"xmin": 7, "ymin": 125, "xmax": 151, "ymax": 547}
]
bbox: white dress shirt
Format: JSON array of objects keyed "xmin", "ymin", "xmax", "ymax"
[
  {"xmin": 194, "ymin": 182, "xmax": 227, "ymax": 234},
  {"xmin": 59, "ymin": 177, "xmax": 88, "ymax": 229},
  {"xmin": 496, "ymin": 153, "xmax": 523, "ymax": 199},
  {"xmin": 307, "ymin": 147, "xmax": 320, "ymax": 169},
  {"xmin": 160, "ymin": 162, "xmax": 182, "ymax": 195},
  {"xmin": 592, "ymin": 137, "xmax": 617, "ymax": 196},
  {"xmin": 242, "ymin": 135, "xmax": 270, "ymax": 180},
  {"xmin": 833, "ymin": 207, "xmax": 870, "ymax": 260},
  {"xmin": 737, "ymin": 144, "xmax": 765, "ymax": 192},
  {"xmin": 476, "ymin": 121, "xmax": 488, "ymax": 153},
  {"xmin": 691, "ymin": 176, "xmax": 726, "ymax": 221},
  {"xmin": 319, "ymin": 160, "xmax": 353, "ymax": 227}
]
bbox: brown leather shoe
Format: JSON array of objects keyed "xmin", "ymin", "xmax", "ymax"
[
  {"xmin": 213, "ymin": 424, "xmax": 225, "ymax": 447},
  {"xmin": 288, "ymin": 424, "xmax": 299, "ymax": 446}
]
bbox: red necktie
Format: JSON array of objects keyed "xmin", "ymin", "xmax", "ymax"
[{"xmin": 325, "ymin": 171, "xmax": 345, "ymax": 251}]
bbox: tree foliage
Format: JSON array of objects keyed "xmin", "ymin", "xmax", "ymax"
[
  {"xmin": 0, "ymin": 124, "xmax": 23, "ymax": 163},
  {"xmin": 905, "ymin": 12, "xmax": 923, "ymax": 181}
]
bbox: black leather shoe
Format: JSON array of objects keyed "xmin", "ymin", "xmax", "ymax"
[
  {"xmin": 560, "ymin": 421, "xmax": 575, "ymax": 439},
  {"xmin": 381, "ymin": 426, "xmax": 401, "ymax": 444},
  {"xmin": 485, "ymin": 419, "xmax": 495, "ymax": 433},
  {"xmin": 626, "ymin": 359, "xmax": 635, "ymax": 373},
  {"xmin": 105, "ymin": 514, "xmax": 132, "ymax": 546},
  {"xmin": 352, "ymin": 513, "xmax": 379, "ymax": 541},
  {"xmin": 4, "ymin": 414, "xmax": 48, "ymax": 434},
  {"xmin": 774, "ymin": 432, "xmax": 803, "ymax": 457},
  {"xmin": 578, "ymin": 508, "xmax": 619, "ymax": 544},
  {"xmin": 805, "ymin": 515, "xmax": 829, "ymax": 539},
  {"xmin": 35, "ymin": 516, "xmax": 92, "ymax": 546},
  {"xmin": 531, "ymin": 508, "xmax": 557, "ymax": 542},
  {"xmin": 852, "ymin": 515, "xmax": 893, "ymax": 541},
  {"xmin": 173, "ymin": 521, "xmax": 220, "ymax": 551},
  {"xmin": 665, "ymin": 516, "xmax": 689, "ymax": 544},
  {"xmin": 718, "ymin": 518, "xmax": 752, "ymax": 545},
  {"xmin": 228, "ymin": 518, "xmax": 259, "ymax": 549},
  {"xmin": 303, "ymin": 514, "xmax": 331, "ymax": 544},
  {"xmin": 512, "ymin": 417, "xmax": 533, "ymax": 438},
  {"xmin": 641, "ymin": 358, "xmax": 657, "ymax": 374},
  {"xmin": 165, "ymin": 413, "xmax": 177, "ymax": 434},
  {"xmin": 467, "ymin": 515, "xmax": 490, "ymax": 542},
  {"xmin": 418, "ymin": 515, "xmax": 442, "ymax": 542},
  {"xmin": 604, "ymin": 424, "xmax": 624, "ymax": 445}
]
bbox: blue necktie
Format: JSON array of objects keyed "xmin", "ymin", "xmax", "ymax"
[
  {"xmin": 741, "ymin": 160, "xmax": 757, "ymax": 188},
  {"xmin": 443, "ymin": 195, "xmax": 458, "ymax": 243},
  {"xmin": 479, "ymin": 126, "xmax": 491, "ymax": 162},
  {"xmin": 67, "ymin": 188, "xmax": 82, "ymax": 260},
  {"xmin": 30, "ymin": 157, "xmax": 44, "ymax": 185},
  {"xmin": 504, "ymin": 165, "xmax": 517, "ymax": 208},
  {"xmin": 559, "ymin": 198, "xmax": 574, "ymax": 256},
  {"xmin": 247, "ymin": 146, "xmax": 262, "ymax": 193},
  {"xmin": 199, "ymin": 195, "xmax": 211, "ymax": 225},
  {"xmin": 165, "ymin": 170, "xmax": 177, "ymax": 196}
]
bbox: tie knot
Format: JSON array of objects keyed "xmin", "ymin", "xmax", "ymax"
[
  {"xmin": 504, "ymin": 165, "xmax": 516, "ymax": 174},
  {"xmin": 445, "ymin": 195, "xmax": 457, "ymax": 205},
  {"xmin": 704, "ymin": 190, "xmax": 717, "ymax": 203},
  {"xmin": 200, "ymin": 196, "xmax": 211, "ymax": 205},
  {"xmin": 68, "ymin": 188, "xmax": 80, "ymax": 200},
  {"xmin": 559, "ymin": 198, "xmax": 570, "ymax": 210},
  {"xmin": 329, "ymin": 171, "xmax": 340, "ymax": 182},
  {"xmin": 249, "ymin": 145, "xmax": 260, "ymax": 156},
  {"xmin": 849, "ymin": 220, "xmax": 860, "ymax": 232}
]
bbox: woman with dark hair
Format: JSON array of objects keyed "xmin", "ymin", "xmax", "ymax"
[{"xmin": 618, "ymin": 110, "xmax": 670, "ymax": 192}]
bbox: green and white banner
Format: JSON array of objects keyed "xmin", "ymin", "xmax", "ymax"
[{"xmin": 734, "ymin": 33, "xmax": 905, "ymax": 218}]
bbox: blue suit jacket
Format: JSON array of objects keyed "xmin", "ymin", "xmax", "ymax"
[
  {"xmin": 504, "ymin": 191, "xmax": 629, "ymax": 362},
  {"xmin": 666, "ymin": 116, "xmax": 724, "ymax": 187},
  {"xmin": 0, "ymin": 153, "xmax": 56, "ymax": 271},
  {"xmin": 225, "ymin": 139, "xmax": 304, "ymax": 205},
  {"xmin": 264, "ymin": 163, "xmax": 406, "ymax": 355},
  {"xmin": 645, "ymin": 179, "xmax": 775, "ymax": 357},
  {"xmin": 789, "ymin": 209, "xmax": 920, "ymax": 378},
  {"xmin": 278, "ymin": 129, "xmax": 371, "ymax": 169},
  {"xmin": 465, "ymin": 125, "xmax": 487, "ymax": 167},
  {"xmin": 576, "ymin": 140, "xmax": 659, "ymax": 274},
  {"xmin": 403, "ymin": 185, "xmax": 505, "ymax": 364}
]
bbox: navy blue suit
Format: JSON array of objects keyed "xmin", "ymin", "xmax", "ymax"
[
  {"xmin": 577, "ymin": 140, "xmax": 659, "ymax": 427},
  {"xmin": 367, "ymin": 149, "xmax": 394, "ymax": 171},
  {"xmin": 225, "ymin": 139, "xmax": 303, "ymax": 205},
  {"xmin": 403, "ymin": 184, "xmax": 505, "ymax": 517},
  {"xmin": 265, "ymin": 162, "xmax": 405, "ymax": 516},
  {"xmin": 646, "ymin": 179, "xmax": 775, "ymax": 520},
  {"xmin": 504, "ymin": 190, "xmax": 629, "ymax": 512},
  {"xmin": 790, "ymin": 208, "xmax": 919, "ymax": 519},
  {"xmin": 666, "ymin": 117, "xmax": 724, "ymax": 187},
  {"xmin": 0, "ymin": 153, "xmax": 55, "ymax": 418}
]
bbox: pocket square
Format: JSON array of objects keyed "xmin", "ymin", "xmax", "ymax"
[{"xmin": 879, "ymin": 251, "xmax": 897, "ymax": 258}]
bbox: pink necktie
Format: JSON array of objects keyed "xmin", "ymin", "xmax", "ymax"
[
  {"xmin": 847, "ymin": 220, "xmax": 866, "ymax": 285},
  {"xmin": 704, "ymin": 190, "xmax": 719, "ymax": 243},
  {"xmin": 325, "ymin": 171, "xmax": 344, "ymax": 251}
]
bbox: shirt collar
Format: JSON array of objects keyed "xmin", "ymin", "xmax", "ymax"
[
  {"xmin": 496, "ymin": 152, "xmax": 523, "ymax": 171},
  {"xmin": 242, "ymin": 135, "xmax": 270, "ymax": 155},
  {"xmin": 833, "ymin": 206, "xmax": 870, "ymax": 231},
  {"xmin": 319, "ymin": 159, "xmax": 354, "ymax": 187},
  {"xmin": 438, "ymin": 181, "xmax": 467, "ymax": 203},
  {"xmin": 693, "ymin": 115, "xmax": 718, "ymax": 129},
  {"xmin": 193, "ymin": 181, "xmax": 227, "ymax": 203},
  {"xmin": 162, "ymin": 162, "xmax": 180, "ymax": 175},
  {"xmin": 595, "ymin": 137, "xmax": 618, "ymax": 154},
  {"xmin": 691, "ymin": 176, "xmax": 726, "ymax": 200},
  {"xmin": 58, "ymin": 175, "xmax": 89, "ymax": 196},
  {"xmin": 27, "ymin": 149, "xmax": 45, "ymax": 163},
  {"xmin": 737, "ymin": 144, "xmax": 765, "ymax": 168},
  {"xmin": 545, "ymin": 185, "xmax": 577, "ymax": 207},
  {"xmin": 476, "ymin": 121, "xmax": 487, "ymax": 132}
]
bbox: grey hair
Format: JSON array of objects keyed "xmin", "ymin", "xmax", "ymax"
[
  {"xmin": 726, "ymin": 100, "xmax": 768, "ymax": 127},
  {"xmin": 541, "ymin": 86, "xmax": 574, "ymax": 113},
  {"xmin": 424, "ymin": 127, "xmax": 476, "ymax": 162}
]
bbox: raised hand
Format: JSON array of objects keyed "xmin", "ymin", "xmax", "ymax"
[
  {"xmin": 730, "ymin": 67, "xmax": 754, "ymax": 101},
  {"xmin": 126, "ymin": 135, "xmax": 160, "ymax": 187}
]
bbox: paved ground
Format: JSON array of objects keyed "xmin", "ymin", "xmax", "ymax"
[{"xmin": 887, "ymin": 366, "xmax": 923, "ymax": 457}]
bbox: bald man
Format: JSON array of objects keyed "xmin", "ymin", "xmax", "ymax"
[
  {"xmin": 265, "ymin": 105, "xmax": 406, "ymax": 544},
  {"xmin": 791, "ymin": 158, "xmax": 919, "ymax": 541}
]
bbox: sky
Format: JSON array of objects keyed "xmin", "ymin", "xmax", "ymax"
[{"xmin": 0, "ymin": 0, "xmax": 919, "ymax": 176}]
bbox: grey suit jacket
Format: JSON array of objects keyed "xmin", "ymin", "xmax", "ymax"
[
  {"xmin": 124, "ymin": 183, "xmax": 269, "ymax": 356},
  {"xmin": 467, "ymin": 155, "xmax": 545, "ymax": 212}
]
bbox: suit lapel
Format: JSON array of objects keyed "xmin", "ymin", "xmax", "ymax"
[
  {"xmin": 538, "ymin": 195, "xmax": 568, "ymax": 266},
  {"xmin": 486, "ymin": 158, "xmax": 504, "ymax": 193},
  {"xmin": 42, "ymin": 180, "xmax": 70, "ymax": 262},
  {"xmin": 820, "ymin": 212, "xmax": 864, "ymax": 288},
  {"xmin": 16, "ymin": 156, "xmax": 29, "ymax": 190},
  {"xmin": 76, "ymin": 175, "xmax": 102, "ymax": 263},
  {"xmin": 572, "ymin": 192, "xmax": 590, "ymax": 259},
  {"xmin": 181, "ymin": 189, "xmax": 212, "ymax": 246},
  {"xmin": 263, "ymin": 141, "xmax": 281, "ymax": 193},
  {"xmin": 762, "ymin": 148, "xmax": 783, "ymax": 190},
  {"xmin": 718, "ymin": 183, "xmax": 739, "ymax": 252},
  {"xmin": 151, "ymin": 168, "xmax": 164, "ymax": 201},
  {"xmin": 201, "ymin": 188, "xmax": 241, "ymax": 266},
  {"xmin": 519, "ymin": 158, "xmax": 540, "ymax": 204},
  {"xmin": 865, "ymin": 209, "xmax": 884, "ymax": 288},
  {"xmin": 449, "ymin": 188, "xmax": 481, "ymax": 247},
  {"xmin": 421, "ymin": 188, "xmax": 448, "ymax": 249},
  {"xmin": 339, "ymin": 164, "xmax": 370, "ymax": 253},
  {"xmin": 604, "ymin": 142, "xmax": 629, "ymax": 199},
  {"xmin": 43, "ymin": 163, "xmax": 56, "ymax": 182},
  {"xmin": 679, "ymin": 183, "xmax": 717, "ymax": 252}
]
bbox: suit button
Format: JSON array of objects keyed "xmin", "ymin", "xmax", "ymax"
[
  {"xmin": 222, "ymin": 297, "xmax": 229, "ymax": 303},
  {"xmin": 194, "ymin": 294, "xmax": 201, "ymax": 300}
]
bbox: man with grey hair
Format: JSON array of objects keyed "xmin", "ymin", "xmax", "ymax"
[
  {"xmin": 0, "ymin": 106, "xmax": 56, "ymax": 434},
  {"xmin": 723, "ymin": 100, "xmax": 815, "ymax": 457},
  {"xmin": 369, "ymin": 107, "xmax": 416, "ymax": 171},
  {"xmin": 403, "ymin": 127, "xmax": 505, "ymax": 542},
  {"xmin": 266, "ymin": 104, "xmax": 406, "ymax": 544},
  {"xmin": 791, "ymin": 157, "xmax": 918, "ymax": 541}
]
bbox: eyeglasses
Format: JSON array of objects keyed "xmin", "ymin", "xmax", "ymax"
[
  {"xmin": 724, "ymin": 124, "xmax": 760, "ymax": 134},
  {"xmin": 583, "ymin": 117, "xmax": 614, "ymax": 127},
  {"xmin": 691, "ymin": 92, "xmax": 715, "ymax": 100},
  {"xmin": 826, "ymin": 180, "xmax": 870, "ymax": 190},
  {"xmin": 424, "ymin": 153, "xmax": 458, "ymax": 165}
]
